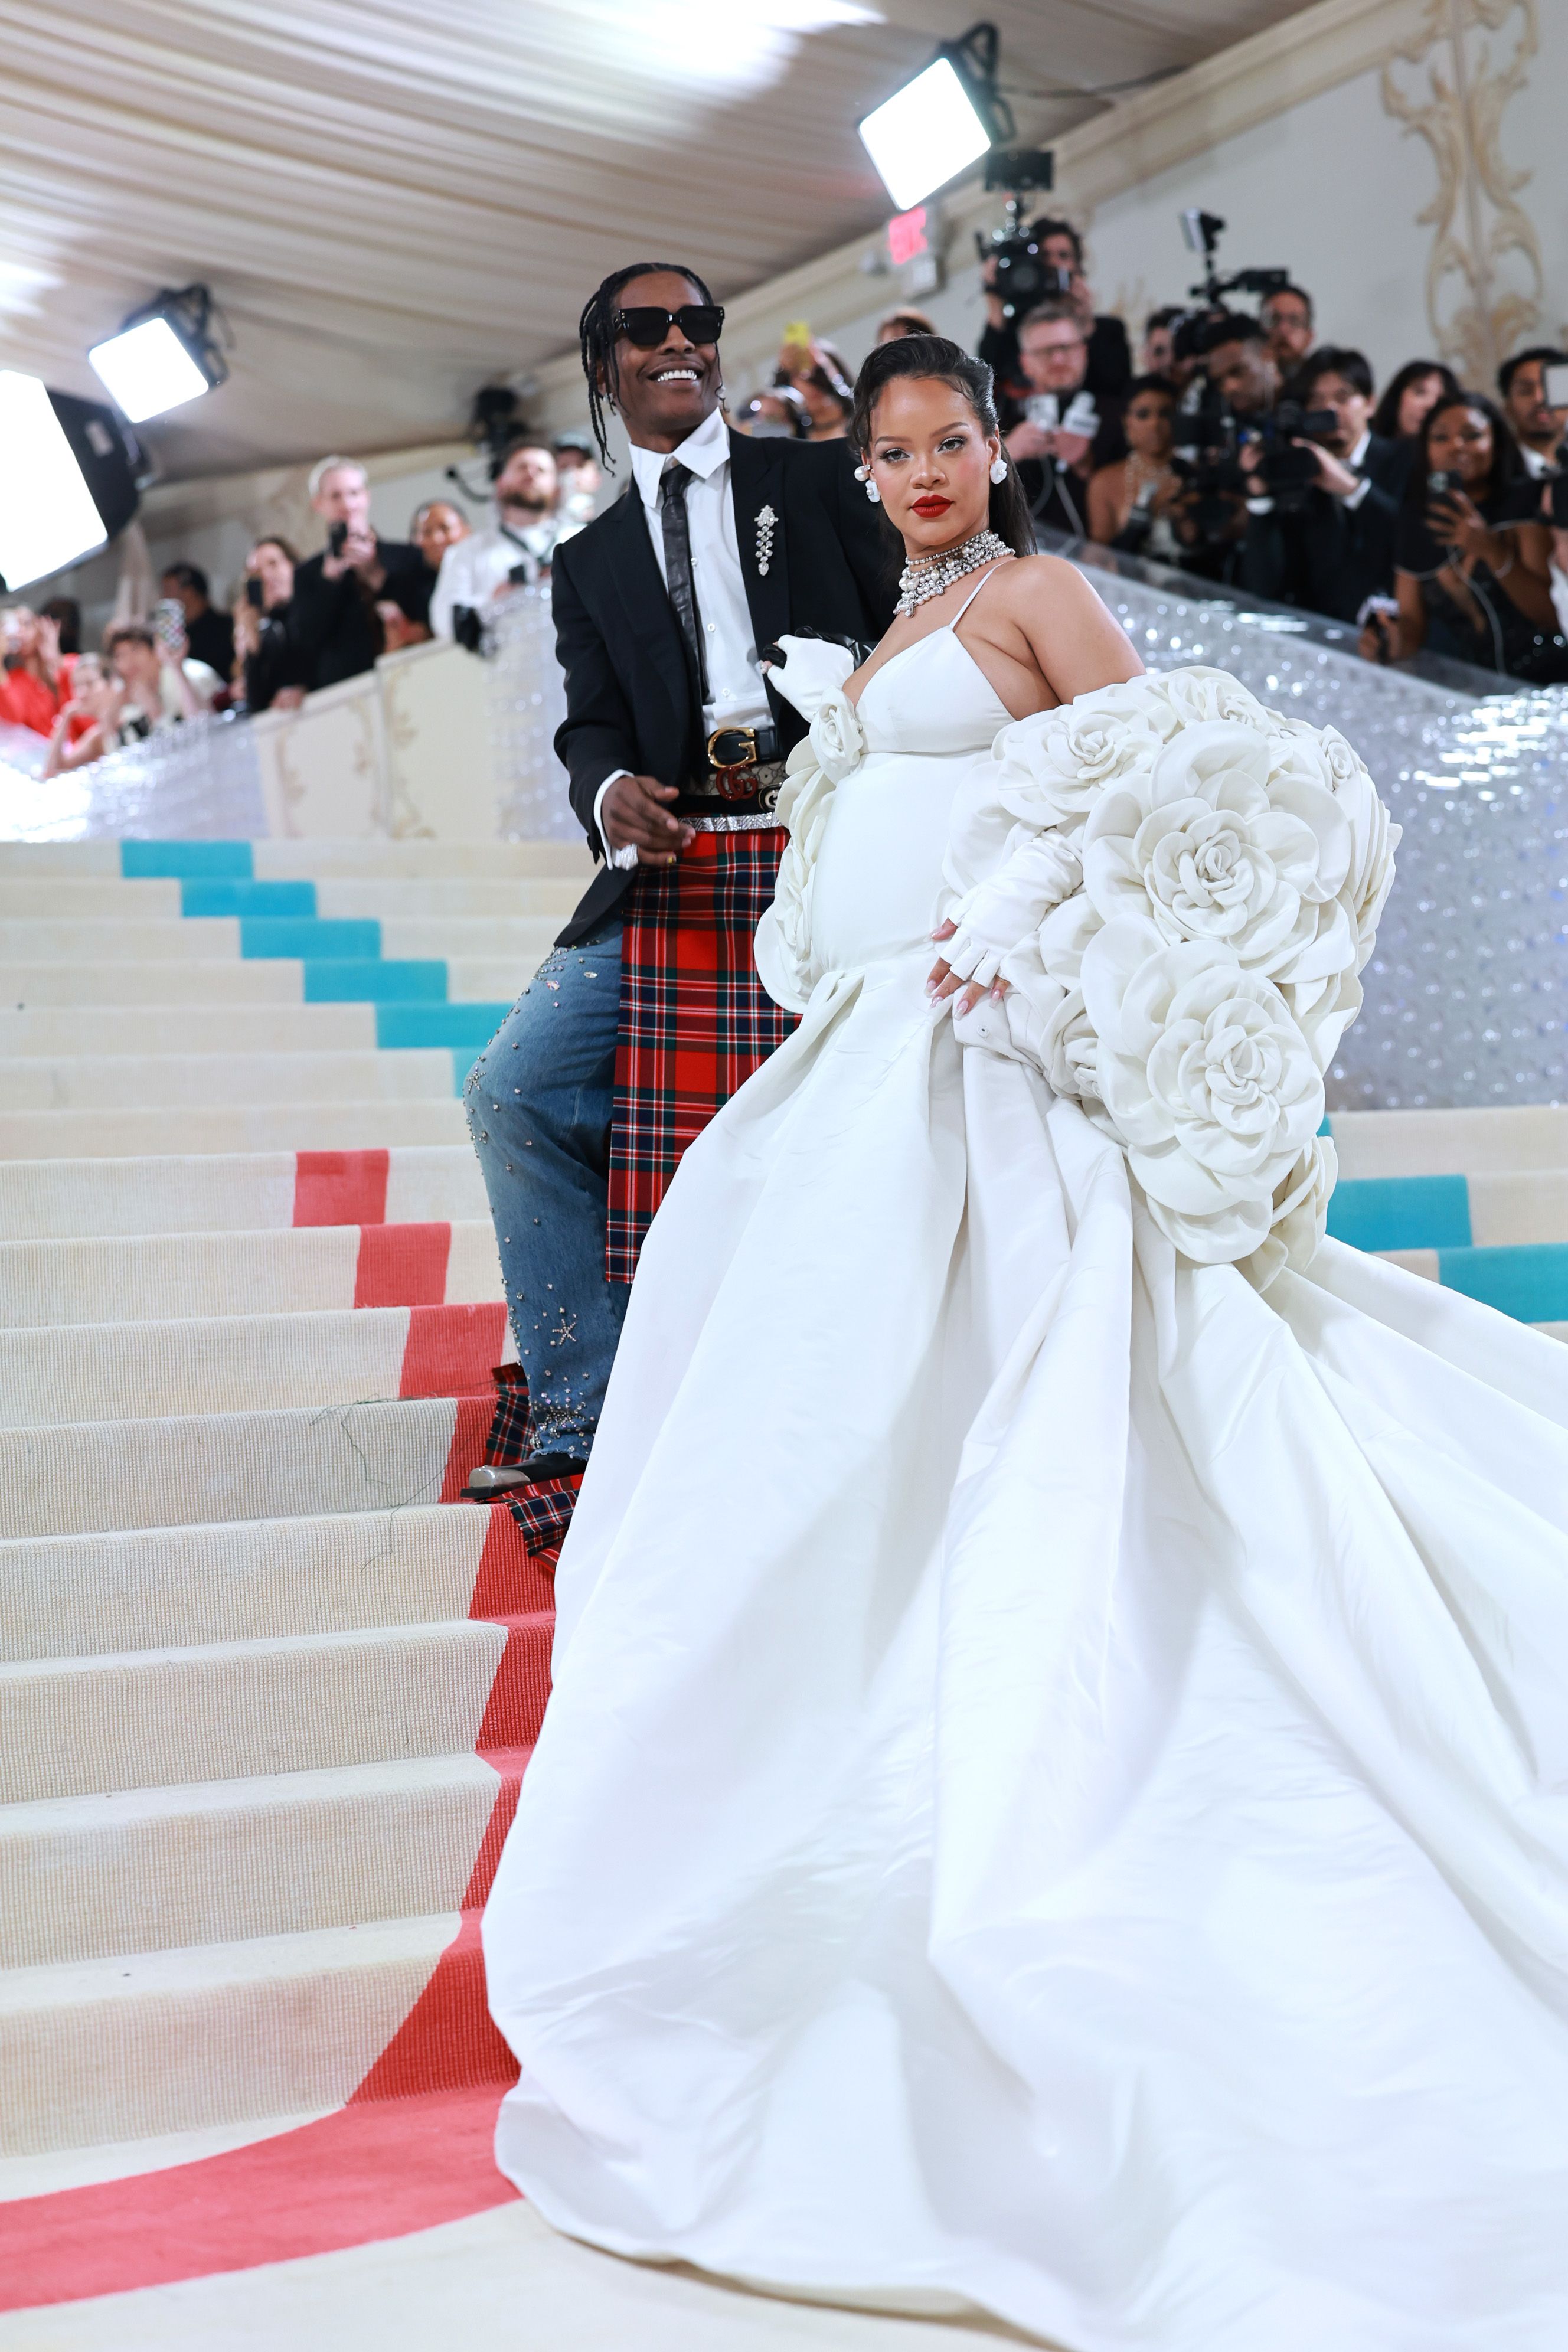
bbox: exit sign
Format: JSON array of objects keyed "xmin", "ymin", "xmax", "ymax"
[{"xmin": 887, "ymin": 207, "xmax": 929, "ymax": 266}]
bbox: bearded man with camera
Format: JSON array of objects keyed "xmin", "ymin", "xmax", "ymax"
[
  {"xmin": 1237, "ymin": 346, "xmax": 1405, "ymax": 623},
  {"xmin": 279, "ymin": 456, "xmax": 432, "ymax": 702}
]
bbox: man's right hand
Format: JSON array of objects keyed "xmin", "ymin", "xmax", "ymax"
[
  {"xmin": 1004, "ymin": 421, "xmax": 1052, "ymax": 463},
  {"xmin": 601, "ymin": 773, "xmax": 694, "ymax": 867}
]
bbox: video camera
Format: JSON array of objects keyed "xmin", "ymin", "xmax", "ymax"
[
  {"xmin": 974, "ymin": 149, "xmax": 1072, "ymax": 323},
  {"xmin": 1178, "ymin": 210, "xmax": 1290, "ymax": 309}
]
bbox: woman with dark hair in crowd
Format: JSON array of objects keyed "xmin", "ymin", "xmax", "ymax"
[
  {"xmin": 1361, "ymin": 388, "xmax": 1566, "ymax": 677},
  {"xmin": 1370, "ymin": 358, "xmax": 1461, "ymax": 446},
  {"xmin": 232, "ymin": 535, "xmax": 298, "ymax": 711},
  {"xmin": 1086, "ymin": 372, "xmax": 1183, "ymax": 554},
  {"xmin": 773, "ymin": 332, "xmax": 854, "ymax": 439},
  {"xmin": 0, "ymin": 605, "xmax": 71, "ymax": 735}
]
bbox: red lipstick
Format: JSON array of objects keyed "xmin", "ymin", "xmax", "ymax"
[{"xmin": 911, "ymin": 496, "xmax": 952, "ymax": 516}]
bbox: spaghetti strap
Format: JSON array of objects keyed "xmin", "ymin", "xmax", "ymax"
[{"xmin": 949, "ymin": 561, "xmax": 1009, "ymax": 628}]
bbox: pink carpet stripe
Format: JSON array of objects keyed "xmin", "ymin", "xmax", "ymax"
[
  {"xmin": 354, "ymin": 1221, "xmax": 452, "ymax": 1307},
  {"xmin": 397, "ymin": 1301, "xmax": 508, "ymax": 1398},
  {"xmin": 292, "ymin": 1149, "xmax": 390, "ymax": 1227}
]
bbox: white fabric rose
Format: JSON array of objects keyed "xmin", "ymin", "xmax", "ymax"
[
  {"xmin": 1083, "ymin": 721, "xmax": 1353, "ymax": 987},
  {"xmin": 1084, "ymin": 923, "xmax": 1324, "ymax": 1262},
  {"xmin": 1237, "ymin": 1134, "xmax": 1338, "ymax": 1292},
  {"xmin": 989, "ymin": 677, "xmax": 1172, "ymax": 828},
  {"xmin": 1157, "ymin": 665, "xmax": 1273, "ymax": 733},
  {"xmin": 809, "ymin": 685, "xmax": 867, "ymax": 783}
]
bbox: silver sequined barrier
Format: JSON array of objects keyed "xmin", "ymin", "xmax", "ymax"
[{"xmin": 485, "ymin": 586, "xmax": 576, "ymax": 841}]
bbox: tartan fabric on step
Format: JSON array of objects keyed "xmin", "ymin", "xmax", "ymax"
[
  {"xmin": 607, "ymin": 827, "xmax": 794, "ymax": 1283},
  {"xmin": 482, "ymin": 1362, "xmax": 533, "ymax": 1468},
  {"xmin": 502, "ymin": 1472, "xmax": 583, "ymax": 1551}
]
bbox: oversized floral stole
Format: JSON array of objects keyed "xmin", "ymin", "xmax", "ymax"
[{"xmin": 762, "ymin": 652, "xmax": 1399, "ymax": 1291}]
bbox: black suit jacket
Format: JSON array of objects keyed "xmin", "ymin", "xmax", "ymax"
[
  {"xmin": 550, "ymin": 429, "xmax": 897, "ymax": 945},
  {"xmin": 1240, "ymin": 433, "xmax": 1406, "ymax": 623},
  {"xmin": 284, "ymin": 540, "xmax": 431, "ymax": 692}
]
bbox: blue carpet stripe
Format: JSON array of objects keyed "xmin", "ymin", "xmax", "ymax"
[
  {"xmin": 241, "ymin": 916, "xmax": 380, "ymax": 960},
  {"xmin": 375, "ymin": 1003, "xmax": 509, "ymax": 1050},
  {"xmin": 120, "ymin": 841, "xmax": 254, "ymax": 879},
  {"xmin": 1325, "ymin": 1174, "xmax": 1472, "ymax": 1253},
  {"xmin": 303, "ymin": 960, "xmax": 447, "ymax": 1002},
  {"xmin": 1433, "ymin": 1243, "xmax": 1568, "ymax": 1325},
  {"xmin": 182, "ymin": 879, "xmax": 317, "ymax": 919}
]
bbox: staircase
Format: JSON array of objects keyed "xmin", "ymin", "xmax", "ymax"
[
  {"xmin": 1, "ymin": 834, "xmax": 1564, "ymax": 2300},
  {"xmin": 0, "ymin": 837, "xmax": 586, "ymax": 2223}
]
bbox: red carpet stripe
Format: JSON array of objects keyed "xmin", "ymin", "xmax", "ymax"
[
  {"xmin": 354, "ymin": 1220, "xmax": 452, "ymax": 1307},
  {"xmin": 292, "ymin": 1148, "xmax": 390, "ymax": 1227},
  {"xmin": 398, "ymin": 1301, "xmax": 509, "ymax": 1398}
]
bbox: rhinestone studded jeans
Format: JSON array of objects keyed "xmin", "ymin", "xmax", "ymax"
[{"xmin": 463, "ymin": 922, "xmax": 628, "ymax": 1468}]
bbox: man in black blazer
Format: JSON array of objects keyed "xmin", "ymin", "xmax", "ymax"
[
  {"xmin": 1239, "ymin": 348, "xmax": 1407, "ymax": 624},
  {"xmin": 462, "ymin": 262, "xmax": 893, "ymax": 1527}
]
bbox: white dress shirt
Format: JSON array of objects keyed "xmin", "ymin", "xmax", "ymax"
[
  {"xmin": 594, "ymin": 403, "xmax": 770, "ymax": 867},
  {"xmin": 430, "ymin": 513, "xmax": 577, "ymax": 639},
  {"xmin": 1522, "ymin": 443, "xmax": 1553, "ymax": 480}
]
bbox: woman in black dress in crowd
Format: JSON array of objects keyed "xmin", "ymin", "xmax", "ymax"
[{"xmin": 1366, "ymin": 390, "xmax": 1566, "ymax": 680}]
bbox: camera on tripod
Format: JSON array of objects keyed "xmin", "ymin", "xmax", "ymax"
[
  {"xmin": 974, "ymin": 149, "xmax": 1071, "ymax": 322},
  {"xmin": 1178, "ymin": 210, "xmax": 1290, "ymax": 310}
]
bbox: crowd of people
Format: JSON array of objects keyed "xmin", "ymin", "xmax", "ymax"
[
  {"xmin": 0, "ymin": 429, "xmax": 604, "ymax": 772},
  {"xmin": 959, "ymin": 214, "xmax": 1568, "ymax": 682}
]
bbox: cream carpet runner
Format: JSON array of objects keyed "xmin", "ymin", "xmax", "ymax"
[{"xmin": 2, "ymin": 834, "xmax": 1566, "ymax": 2331}]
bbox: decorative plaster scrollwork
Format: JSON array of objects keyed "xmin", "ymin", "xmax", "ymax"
[{"xmin": 1383, "ymin": 0, "xmax": 1542, "ymax": 385}]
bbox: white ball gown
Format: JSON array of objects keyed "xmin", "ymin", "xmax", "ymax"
[{"xmin": 483, "ymin": 576, "xmax": 1568, "ymax": 2350}]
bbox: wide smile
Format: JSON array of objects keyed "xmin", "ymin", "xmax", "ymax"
[{"xmin": 649, "ymin": 364, "xmax": 703, "ymax": 386}]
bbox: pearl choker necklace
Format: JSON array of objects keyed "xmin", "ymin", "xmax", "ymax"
[{"xmin": 894, "ymin": 529, "xmax": 1014, "ymax": 618}]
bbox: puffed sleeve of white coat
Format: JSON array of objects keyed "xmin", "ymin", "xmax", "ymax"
[{"xmin": 753, "ymin": 636, "xmax": 861, "ymax": 1013}]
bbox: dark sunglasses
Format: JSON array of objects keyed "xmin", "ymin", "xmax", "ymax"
[{"xmin": 612, "ymin": 304, "xmax": 725, "ymax": 349}]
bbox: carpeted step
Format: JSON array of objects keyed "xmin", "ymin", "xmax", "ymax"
[
  {"xmin": 0, "ymin": 1910, "xmax": 460, "ymax": 2158},
  {"xmin": 0, "ymin": 1099, "xmax": 471, "ymax": 1158},
  {"xmin": 0, "ymin": 1753, "xmax": 501, "ymax": 1968},
  {"xmin": 1, "ymin": 917, "xmax": 250, "ymax": 961},
  {"xmin": 0, "ymin": 1049, "xmax": 462, "ymax": 1112},
  {"xmin": 0, "ymin": 1502, "xmax": 546, "ymax": 1663},
  {"xmin": 0, "ymin": 1393, "xmax": 486, "ymax": 1541},
  {"xmin": 319, "ymin": 881, "xmax": 577, "ymax": 920},
  {"xmin": 0, "ymin": 838, "xmax": 592, "ymax": 881},
  {"xmin": 0, "ymin": 1221, "xmax": 502, "ymax": 1328},
  {"xmin": 1328, "ymin": 1168, "xmax": 1568, "ymax": 1250},
  {"xmin": 0, "ymin": 1004, "xmax": 379, "ymax": 1056},
  {"xmin": 0, "ymin": 959, "xmax": 310, "ymax": 1007},
  {"xmin": 0, "ymin": 1299, "xmax": 510, "ymax": 1428},
  {"xmin": 1328, "ymin": 1105, "xmax": 1568, "ymax": 1177},
  {"xmin": 0, "ymin": 1147, "xmax": 488, "ymax": 1240},
  {"xmin": 0, "ymin": 1615, "xmax": 527, "ymax": 1803},
  {"xmin": 376, "ymin": 916, "xmax": 559, "ymax": 962}
]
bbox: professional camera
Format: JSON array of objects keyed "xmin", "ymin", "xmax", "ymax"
[
  {"xmin": 1250, "ymin": 400, "xmax": 1340, "ymax": 512},
  {"xmin": 1171, "ymin": 410, "xmax": 1248, "ymax": 542},
  {"xmin": 974, "ymin": 149, "xmax": 1070, "ymax": 322},
  {"xmin": 1178, "ymin": 210, "xmax": 1290, "ymax": 311}
]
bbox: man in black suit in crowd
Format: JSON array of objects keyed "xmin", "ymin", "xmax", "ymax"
[
  {"xmin": 1239, "ymin": 347, "xmax": 1406, "ymax": 623},
  {"xmin": 978, "ymin": 217, "xmax": 1131, "ymax": 411},
  {"xmin": 280, "ymin": 456, "xmax": 432, "ymax": 698},
  {"xmin": 462, "ymin": 261, "xmax": 893, "ymax": 1525}
]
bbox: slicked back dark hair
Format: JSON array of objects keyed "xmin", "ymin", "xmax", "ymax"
[
  {"xmin": 578, "ymin": 260, "xmax": 717, "ymax": 468},
  {"xmin": 850, "ymin": 334, "xmax": 1034, "ymax": 559}
]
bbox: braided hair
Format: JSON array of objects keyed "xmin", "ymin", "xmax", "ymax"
[{"xmin": 578, "ymin": 260, "xmax": 717, "ymax": 468}]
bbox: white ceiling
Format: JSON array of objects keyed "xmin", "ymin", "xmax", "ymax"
[{"xmin": 2, "ymin": 0, "xmax": 1315, "ymax": 479}]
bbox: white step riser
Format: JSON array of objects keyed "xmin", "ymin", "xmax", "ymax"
[
  {"xmin": 0, "ymin": 1223, "xmax": 502, "ymax": 1329},
  {"xmin": 0, "ymin": 1755, "xmax": 497, "ymax": 1967},
  {"xmin": 0, "ymin": 1620, "xmax": 507, "ymax": 1804},
  {"xmin": 0, "ymin": 880, "xmax": 576, "ymax": 920},
  {"xmin": 0, "ymin": 1148, "xmax": 487, "ymax": 1240},
  {"xmin": 0, "ymin": 1050, "xmax": 459, "ymax": 1112},
  {"xmin": 0, "ymin": 1914, "xmax": 455, "ymax": 2158},
  {"xmin": 0, "ymin": 838, "xmax": 591, "ymax": 879},
  {"xmin": 0, "ymin": 961, "xmax": 305, "ymax": 1006},
  {"xmin": 0, "ymin": 1397, "xmax": 460, "ymax": 1541},
  {"xmin": 0, "ymin": 1004, "xmax": 378, "ymax": 1056},
  {"xmin": 0, "ymin": 1506, "xmax": 489, "ymax": 1663},
  {"xmin": 1331, "ymin": 1105, "xmax": 1568, "ymax": 1177},
  {"xmin": 0, "ymin": 1099, "xmax": 471, "ymax": 1158}
]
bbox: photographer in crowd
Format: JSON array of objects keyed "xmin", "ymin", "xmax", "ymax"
[
  {"xmin": 430, "ymin": 432, "xmax": 573, "ymax": 642},
  {"xmin": 231, "ymin": 535, "xmax": 298, "ymax": 713},
  {"xmin": 158, "ymin": 561, "xmax": 234, "ymax": 682},
  {"xmin": 979, "ymin": 217, "xmax": 1131, "ymax": 407},
  {"xmin": 551, "ymin": 433, "xmax": 604, "ymax": 524},
  {"xmin": 1260, "ymin": 283, "xmax": 1315, "ymax": 377},
  {"xmin": 1000, "ymin": 298, "xmax": 1116, "ymax": 538},
  {"xmin": 411, "ymin": 498, "xmax": 469, "ymax": 578},
  {"xmin": 1360, "ymin": 391, "xmax": 1566, "ymax": 681},
  {"xmin": 1497, "ymin": 347, "xmax": 1568, "ymax": 478},
  {"xmin": 103, "ymin": 619, "xmax": 220, "ymax": 737},
  {"xmin": 772, "ymin": 332, "xmax": 855, "ymax": 440},
  {"xmin": 282, "ymin": 457, "xmax": 431, "ymax": 700},
  {"xmin": 1239, "ymin": 347, "xmax": 1404, "ymax": 621}
]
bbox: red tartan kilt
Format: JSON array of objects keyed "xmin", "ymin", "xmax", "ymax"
[{"xmin": 607, "ymin": 828, "xmax": 794, "ymax": 1283}]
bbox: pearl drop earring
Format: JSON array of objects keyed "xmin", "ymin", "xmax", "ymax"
[
  {"xmin": 854, "ymin": 462, "xmax": 881, "ymax": 506},
  {"xmin": 989, "ymin": 455, "xmax": 1008, "ymax": 484}
]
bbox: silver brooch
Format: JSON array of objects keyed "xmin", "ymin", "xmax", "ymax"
[{"xmin": 755, "ymin": 504, "xmax": 777, "ymax": 577}]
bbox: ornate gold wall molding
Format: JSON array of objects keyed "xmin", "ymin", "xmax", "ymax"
[{"xmin": 1382, "ymin": 0, "xmax": 1543, "ymax": 383}]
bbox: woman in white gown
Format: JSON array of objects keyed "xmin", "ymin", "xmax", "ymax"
[{"xmin": 484, "ymin": 336, "xmax": 1568, "ymax": 2350}]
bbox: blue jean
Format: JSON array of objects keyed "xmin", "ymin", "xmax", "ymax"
[{"xmin": 463, "ymin": 922, "xmax": 628, "ymax": 1466}]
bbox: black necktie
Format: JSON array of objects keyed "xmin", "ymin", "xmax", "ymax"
[{"xmin": 659, "ymin": 462, "xmax": 710, "ymax": 710}]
